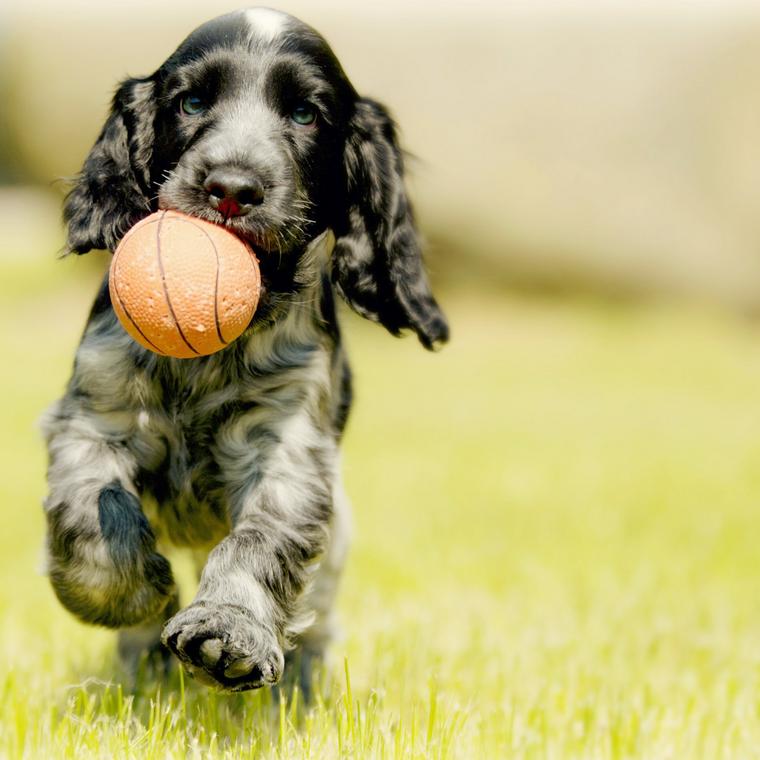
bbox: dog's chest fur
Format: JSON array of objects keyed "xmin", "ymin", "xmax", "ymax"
[{"xmin": 69, "ymin": 283, "xmax": 339, "ymax": 549}]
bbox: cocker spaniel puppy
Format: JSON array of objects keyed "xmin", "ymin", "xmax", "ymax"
[{"xmin": 42, "ymin": 8, "xmax": 448, "ymax": 694}]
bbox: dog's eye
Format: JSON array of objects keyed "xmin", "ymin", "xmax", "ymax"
[
  {"xmin": 291, "ymin": 102, "xmax": 317, "ymax": 126},
  {"xmin": 180, "ymin": 94, "xmax": 206, "ymax": 116}
]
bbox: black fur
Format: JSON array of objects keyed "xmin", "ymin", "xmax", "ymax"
[
  {"xmin": 46, "ymin": 495, "xmax": 175, "ymax": 629},
  {"xmin": 62, "ymin": 10, "xmax": 447, "ymax": 347},
  {"xmin": 44, "ymin": 9, "xmax": 447, "ymax": 692},
  {"xmin": 64, "ymin": 78, "xmax": 155, "ymax": 253},
  {"xmin": 333, "ymin": 99, "xmax": 449, "ymax": 349},
  {"xmin": 98, "ymin": 483, "xmax": 160, "ymax": 568}
]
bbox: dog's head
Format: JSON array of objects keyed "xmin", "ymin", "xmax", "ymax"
[{"xmin": 64, "ymin": 8, "xmax": 448, "ymax": 349}]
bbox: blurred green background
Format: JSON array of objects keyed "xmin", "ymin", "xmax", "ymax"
[{"xmin": 4, "ymin": 2, "xmax": 760, "ymax": 757}]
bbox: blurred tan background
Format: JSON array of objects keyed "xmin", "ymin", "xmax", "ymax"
[{"xmin": 3, "ymin": 0, "xmax": 760, "ymax": 306}]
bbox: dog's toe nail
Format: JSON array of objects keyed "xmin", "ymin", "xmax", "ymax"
[
  {"xmin": 263, "ymin": 652, "xmax": 284, "ymax": 684},
  {"xmin": 224, "ymin": 656, "xmax": 255, "ymax": 679},
  {"xmin": 175, "ymin": 626, "xmax": 201, "ymax": 654},
  {"xmin": 199, "ymin": 638, "xmax": 224, "ymax": 667},
  {"xmin": 161, "ymin": 631, "xmax": 177, "ymax": 651}
]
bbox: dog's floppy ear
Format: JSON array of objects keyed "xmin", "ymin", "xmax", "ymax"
[
  {"xmin": 332, "ymin": 98, "xmax": 449, "ymax": 350},
  {"xmin": 64, "ymin": 78, "xmax": 155, "ymax": 254}
]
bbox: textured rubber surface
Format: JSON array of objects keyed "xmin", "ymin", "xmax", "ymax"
[{"xmin": 109, "ymin": 210, "xmax": 261, "ymax": 358}]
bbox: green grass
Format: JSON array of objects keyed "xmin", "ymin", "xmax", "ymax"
[{"xmin": 4, "ymin": 250, "xmax": 760, "ymax": 757}]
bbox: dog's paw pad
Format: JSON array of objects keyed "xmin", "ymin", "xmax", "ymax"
[
  {"xmin": 223, "ymin": 651, "xmax": 283, "ymax": 683},
  {"xmin": 224, "ymin": 656, "xmax": 257, "ymax": 679},
  {"xmin": 161, "ymin": 602, "xmax": 283, "ymax": 691},
  {"xmin": 199, "ymin": 638, "xmax": 224, "ymax": 668}
]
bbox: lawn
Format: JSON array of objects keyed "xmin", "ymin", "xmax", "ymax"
[{"xmin": 3, "ymin": 245, "xmax": 760, "ymax": 758}]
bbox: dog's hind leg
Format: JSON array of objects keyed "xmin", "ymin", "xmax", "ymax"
[
  {"xmin": 118, "ymin": 589, "xmax": 180, "ymax": 685},
  {"xmin": 280, "ymin": 475, "xmax": 351, "ymax": 704}
]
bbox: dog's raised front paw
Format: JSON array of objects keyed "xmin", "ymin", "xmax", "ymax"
[
  {"xmin": 161, "ymin": 602, "xmax": 283, "ymax": 691},
  {"xmin": 46, "ymin": 485, "xmax": 176, "ymax": 628}
]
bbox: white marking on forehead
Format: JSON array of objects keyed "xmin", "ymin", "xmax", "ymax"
[{"xmin": 244, "ymin": 8, "xmax": 288, "ymax": 43}]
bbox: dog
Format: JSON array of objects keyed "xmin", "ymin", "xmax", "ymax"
[{"xmin": 42, "ymin": 7, "xmax": 448, "ymax": 694}]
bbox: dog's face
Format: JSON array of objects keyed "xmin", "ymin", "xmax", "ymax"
[
  {"xmin": 154, "ymin": 10, "xmax": 350, "ymax": 262},
  {"xmin": 64, "ymin": 8, "xmax": 448, "ymax": 348}
]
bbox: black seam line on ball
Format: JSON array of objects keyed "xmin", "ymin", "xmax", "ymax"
[
  {"xmin": 116, "ymin": 216, "xmax": 161, "ymax": 250},
  {"xmin": 111, "ymin": 219, "xmax": 167, "ymax": 356},
  {"xmin": 112, "ymin": 275, "xmax": 167, "ymax": 355},
  {"xmin": 111, "ymin": 219, "xmax": 167, "ymax": 355},
  {"xmin": 195, "ymin": 223, "xmax": 229, "ymax": 347},
  {"xmin": 156, "ymin": 210, "xmax": 201, "ymax": 356}
]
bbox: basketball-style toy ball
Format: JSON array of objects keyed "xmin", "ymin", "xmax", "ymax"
[{"xmin": 109, "ymin": 210, "xmax": 261, "ymax": 359}]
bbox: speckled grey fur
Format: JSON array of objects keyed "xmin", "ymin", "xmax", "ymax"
[{"xmin": 43, "ymin": 9, "xmax": 447, "ymax": 694}]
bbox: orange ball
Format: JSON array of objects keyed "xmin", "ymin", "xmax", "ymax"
[{"xmin": 109, "ymin": 210, "xmax": 261, "ymax": 359}]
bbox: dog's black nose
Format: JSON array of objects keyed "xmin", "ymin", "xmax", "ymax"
[{"xmin": 203, "ymin": 168, "xmax": 265, "ymax": 218}]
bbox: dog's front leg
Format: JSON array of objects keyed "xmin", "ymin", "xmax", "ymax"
[
  {"xmin": 162, "ymin": 410, "xmax": 333, "ymax": 692},
  {"xmin": 43, "ymin": 405, "xmax": 175, "ymax": 628}
]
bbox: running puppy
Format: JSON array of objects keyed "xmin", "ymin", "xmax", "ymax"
[{"xmin": 42, "ymin": 8, "xmax": 448, "ymax": 693}]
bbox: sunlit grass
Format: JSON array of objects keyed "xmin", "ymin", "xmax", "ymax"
[{"xmin": 3, "ymin": 249, "xmax": 760, "ymax": 757}]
